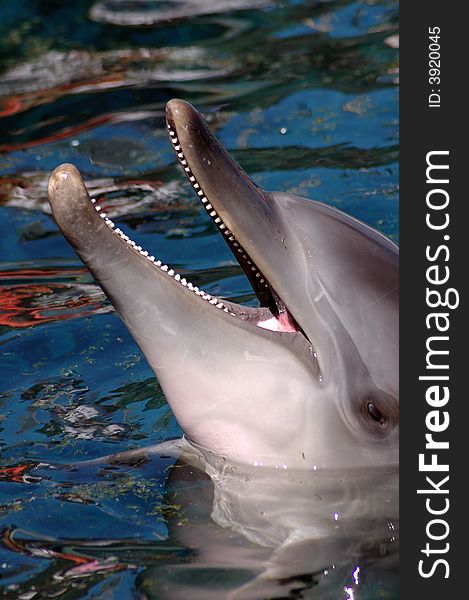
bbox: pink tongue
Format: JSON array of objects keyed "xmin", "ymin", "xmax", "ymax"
[{"xmin": 256, "ymin": 311, "xmax": 298, "ymax": 333}]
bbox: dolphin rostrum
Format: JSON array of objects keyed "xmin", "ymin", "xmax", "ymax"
[{"xmin": 48, "ymin": 99, "xmax": 398, "ymax": 470}]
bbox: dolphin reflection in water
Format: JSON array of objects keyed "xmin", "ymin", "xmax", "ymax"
[{"xmin": 47, "ymin": 99, "xmax": 398, "ymax": 597}]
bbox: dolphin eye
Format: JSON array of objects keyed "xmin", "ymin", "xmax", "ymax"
[
  {"xmin": 367, "ymin": 401, "xmax": 386, "ymax": 426},
  {"xmin": 359, "ymin": 393, "xmax": 398, "ymax": 438}
]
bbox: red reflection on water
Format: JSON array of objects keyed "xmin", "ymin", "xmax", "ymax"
[
  {"xmin": 2, "ymin": 527, "xmax": 129, "ymax": 578},
  {"xmin": 0, "ymin": 47, "xmax": 174, "ymax": 152},
  {"xmin": 0, "ymin": 266, "xmax": 88, "ymax": 281},
  {"xmin": 0, "ymin": 283, "xmax": 107, "ymax": 328},
  {"xmin": 0, "ymin": 74, "xmax": 125, "ymax": 119},
  {"xmin": 0, "ymin": 463, "xmax": 41, "ymax": 484},
  {"xmin": 0, "ymin": 113, "xmax": 114, "ymax": 152},
  {"xmin": 0, "ymin": 48, "xmax": 170, "ymax": 122}
]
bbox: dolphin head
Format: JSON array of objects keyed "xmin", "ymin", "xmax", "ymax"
[{"xmin": 48, "ymin": 99, "xmax": 398, "ymax": 469}]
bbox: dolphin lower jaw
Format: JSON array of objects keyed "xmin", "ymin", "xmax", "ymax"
[{"xmin": 48, "ymin": 164, "xmax": 307, "ymax": 339}]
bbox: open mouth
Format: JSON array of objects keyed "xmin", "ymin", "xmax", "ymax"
[{"xmin": 86, "ymin": 110, "xmax": 303, "ymax": 338}]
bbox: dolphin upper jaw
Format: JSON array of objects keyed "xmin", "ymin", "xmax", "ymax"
[
  {"xmin": 48, "ymin": 99, "xmax": 399, "ymax": 468},
  {"xmin": 165, "ymin": 100, "xmax": 296, "ymax": 320}
]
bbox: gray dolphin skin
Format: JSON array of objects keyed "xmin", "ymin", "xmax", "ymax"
[{"xmin": 48, "ymin": 99, "xmax": 399, "ymax": 470}]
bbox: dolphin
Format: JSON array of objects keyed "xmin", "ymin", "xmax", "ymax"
[{"xmin": 47, "ymin": 99, "xmax": 398, "ymax": 470}]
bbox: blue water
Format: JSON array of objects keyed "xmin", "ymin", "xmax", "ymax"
[{"xmin": 0, "ymin": 0, "xmax": 398, "ymax": 597}]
